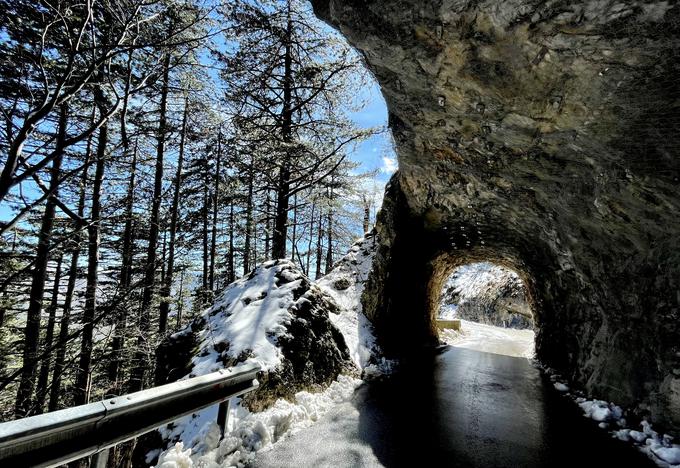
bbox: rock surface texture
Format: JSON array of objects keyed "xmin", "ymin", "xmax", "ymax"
[{"xmin": 312, "ymin": 0, "xmax": 680, "ymax": 433}]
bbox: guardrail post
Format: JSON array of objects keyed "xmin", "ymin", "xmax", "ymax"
[
  {"xmin": 217, "ymin": 398, "xmax": 231, "ymax": 439},
  {"xmin": 91, "ymin": 448, "xmax": 109, "ymax": 468}
]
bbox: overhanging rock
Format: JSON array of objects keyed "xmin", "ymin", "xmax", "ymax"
[{"xmin": 313, "ymin": 0, "xmax": 680, "ymax": 433}]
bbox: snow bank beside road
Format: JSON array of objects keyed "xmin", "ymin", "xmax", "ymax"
[
  {"xmin": 546, "ymin": 371, "xmax": 680, "ymax": 468},
  {"xmin": 155, "ymin": 374, "xmax": 362, "ymax": 468}
]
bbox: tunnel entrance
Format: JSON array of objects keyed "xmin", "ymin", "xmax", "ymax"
[{"xmin": 436, "ymin": 262, "xmax": 535, "ymax": 359}]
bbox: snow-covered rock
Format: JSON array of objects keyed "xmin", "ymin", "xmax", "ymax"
[
  {"xmin": 152, "ymin": 240, "xmax": 386, "ymax": 466},
  {"xmin": 157, "ymin": 260, "xmax": 355, "ymax": 412},
  {"xmin": 151, "ymin": 259, "xmax": 356, "ymax": 466},
  {"xmin": 651, "ymin": 446, "xmax": 680, "ymax": 465},
  {"xmin": 553, "ymin": 382, "xmax": 569, "ymax": 392},
  {"xmin": 630, "ymin": 430, "xmax": 648, "ymax": 443},
  {"xmin": 578, "ymin": 400, "xmax": 615, "ymax": 422}
]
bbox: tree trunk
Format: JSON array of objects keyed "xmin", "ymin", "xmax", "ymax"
[
  {"xmin": 159, "ymin": 95, "xmax": 188, "ymax": 336},
  {"xmin": 325, "ymin": 190, "xmax": 334, "ymax": 274},
  {"xmin": 202, "ymin": 179, "xmax": 209, "ymax": 293},
  {"xmin": 253, "ymin": 217, "xmax": 258, "ymax": 269},
  {"xmin": 34, "ymin": 252, "xmax": 63, "ymax": 413},
  {"xmin": 49, "ymin": 123, "xmax": 92, "ymax": 412},
  {"xmin": 305, "ymin": 202, "xmax": 316, "ymax": 275},
  {"xmin": 264, "ymin": 191, "xmax": 271, "ymax": 260},
  {"xmin": 271, "ymin": 8, "xmax": 294, "ymax": 259},
  {"xmin": 209, "ymin": 130, "xmax": 221, "ymax": 291},
  {"xmin": 15, "ymin": 103, "xmax": 67, "ymax": 417},
  {"xmin": 243, "ymin": 159, "xmax": 254, "ymax": 275},
  {"xmin": 315, "ymin": 213, "xmax": 323, "ymax": 280},
  {"xmin": 107, "ymin": 62, "xmax": 138, "ymax": 383},
  {"xmin": 73, "ymin": 116, "xmax": 108, "ymax": 405},
  {"xmin": 363, "ymin": 194, "xmax": 370, "ymax": 234},
  {"xmin": 290, "ymin": 194, "xmax": 297, "ymax": 262},
  {"xmin": 176, "ymin": 269, "xmax": 185, "ymax": 330},
  {"xmin": 107, "ymin": 141, "xmax": 138, "ymax": 388},
  {"xmin": 228, "ymin": 204, "xmax": 235, "ymax": 283},
  {"xmin": 129, "ymin": 53, "xmax": 170, "ymax": 392}
]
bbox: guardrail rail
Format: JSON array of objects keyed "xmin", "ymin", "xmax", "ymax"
[{"xmin": 0, "ymin": 363, "xmax": 260, "ymax": 468}]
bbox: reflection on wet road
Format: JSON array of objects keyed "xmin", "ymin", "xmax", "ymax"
[{"xmin": 254, "ymin": 346, "xmax": 654, "ymax": 467}]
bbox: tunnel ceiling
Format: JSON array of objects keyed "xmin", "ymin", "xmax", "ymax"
[{"xmin": 312, "ymin": 0, "xmax": 680, "ymax": 433}]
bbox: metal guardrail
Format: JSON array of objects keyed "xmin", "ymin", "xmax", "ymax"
[{"xmin": 0, "ymin": 363, "xmax": 260, "ymax": 468}]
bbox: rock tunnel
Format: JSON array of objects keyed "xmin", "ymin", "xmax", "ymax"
[{"xmin": 311, "ymin": 0, "xmax": 680, "ymax": 433}]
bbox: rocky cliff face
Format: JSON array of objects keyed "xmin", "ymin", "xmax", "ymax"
[{"xmin": 313, "ymin": 0, "xmax": 680, "ymax": 432}]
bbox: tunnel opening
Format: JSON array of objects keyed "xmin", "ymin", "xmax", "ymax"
[{"xmin": 436, "ymin": 262, "xmax": 535, "ymax": 359}]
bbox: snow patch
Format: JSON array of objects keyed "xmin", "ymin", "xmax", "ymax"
[
  {"xmin": 553, "ymin": 382, "xmax": 569, "ymax": 392},
  {"xmin": 156, "ymin": 443, "xmax": 193, "ymax": 468},
  {"xmin": 440, "ymin": 319, "xmax": 535, "ymax": 359},
  {"xmin": 652, "ymin": 446, "xmax": 680, "ymax": 465},
  {"xmin": 577, "ymin": 399, "xmax": 618, "ymax": 422}
]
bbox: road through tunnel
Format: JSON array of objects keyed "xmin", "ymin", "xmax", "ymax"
[
  {"xmin": 437, "ymin": 262, "xmax": 534, "ymax": 330},
  {"xmin": 312, "ymin": 0, "xmax": 680, "ymax": 433}
]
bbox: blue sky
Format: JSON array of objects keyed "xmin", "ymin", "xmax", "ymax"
[{"xmin": 346, "ymin": 80, "xmax": 396, "ymax": 187}]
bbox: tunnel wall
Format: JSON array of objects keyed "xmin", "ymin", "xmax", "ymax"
[{"xmin": 313, "ymin": 0, "xmax": 680, "ymax": 432}]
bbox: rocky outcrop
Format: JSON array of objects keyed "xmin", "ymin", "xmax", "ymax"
[
  {"xmin": 314, "ymin": 0, "xmax": 680, "ymax": 433},
  {"xmin": 246, "ymin": 282, "xmax": 355, "ymax": 411},
  {"xmin": 440, "ymin": 263, "xmax": 533, "ymax": 329},
  {"xmin": 155, "ymin": 260, "xmax": 355, "ymax": 412}
]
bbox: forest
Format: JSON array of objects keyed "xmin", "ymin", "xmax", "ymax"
[{"xmin": 0, "ymin": 0, "xmax": 384, "ymax": 421}]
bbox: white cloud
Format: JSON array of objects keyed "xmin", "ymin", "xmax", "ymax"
[{"xmin": 380, "ymin": 156, "xmax": 397, "ymax": 174}]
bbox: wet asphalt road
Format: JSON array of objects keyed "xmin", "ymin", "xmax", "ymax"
[{"xmin": 253, "ymin": 346, "xmax": 655, "ymax": 468}]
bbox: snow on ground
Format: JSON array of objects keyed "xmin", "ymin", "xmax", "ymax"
[
  {"xmin": 155, "ymin": 375, "xmax": 363, "ymax": 468},
  {"xmin": 154, "ymin": 237, "xmax": 382, "ymax": 468},
  {"xmin": 440, "ymin": 319, "xmax": 535, "ymax": 359},
  {"xmin": 544, "ymin": 370, "xmax": 680, "ymax": 467}
]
